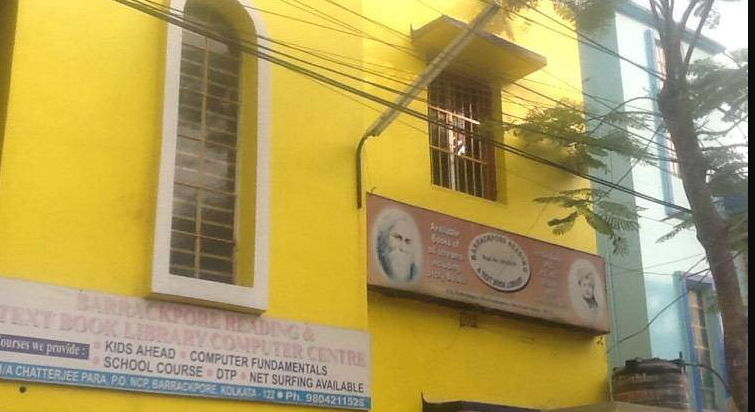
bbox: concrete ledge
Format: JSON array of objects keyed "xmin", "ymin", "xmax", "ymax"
[{"xmin": 548, "ymin": 402, "xmax": 683, "ymax": 412}]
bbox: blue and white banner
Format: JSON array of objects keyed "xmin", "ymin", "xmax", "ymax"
[{"xmin": 0, "ymin": 278, "xmax": 371, "ymax": 410}]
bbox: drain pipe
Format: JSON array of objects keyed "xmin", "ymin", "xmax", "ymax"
[
  {"xmin": 355, "ymin": 2, "xmax": 500, "ymax": 208},
  {"xmin": 356, "ymin": 133, "xmax": 372, "ymax": 208}
]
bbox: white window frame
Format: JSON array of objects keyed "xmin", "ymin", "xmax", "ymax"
[{"xmin": 152, "ymin": 0, "xmax": 271, "ymax": 312}]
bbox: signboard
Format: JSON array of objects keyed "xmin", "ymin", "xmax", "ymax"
[
  {"xmin": 0, "ymin": 278, "xmax": 371, "ymax": 410},
  {"xmin": 367, "ymin": 194, "xmax": 609, "ymax": 333}
]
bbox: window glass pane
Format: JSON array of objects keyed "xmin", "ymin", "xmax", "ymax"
[
  {"xmin": 202, "ymin": 238, "xmax": 234, "ymax": 257},
  {"xmin": 170, "ymin": 250, "xmax": 195, "ymax": 267},
  {"xmin": 179, "ymin": 59, "xmax": 204, "ymax": 78},
  {"xmin": 204, "ymin": 175, "xmax": 235, "ymax": 193},
  {"xmin": 204, "ymin": 143, "xmax": 236, "ymax": 164},
  {"xmin": 204, "ymin": 192, "xmax": 235, "ymax": 210},
  {"xmin": 174, "ymin": 183, "xmax": 198, "ymax": 203},
  {"xmin": 200, "ymin": 272, "xmax": 234, "ymax": 284},
  {"xmin": 202, "ymin": 206, "xmax": 234, "ymax": 226},
  {"xmin": 206, "ymin": 96, "xmax": 238, "ymax": 118},
  {"xmin": 206, "ymin": 113, "xmax": 237, "ymax": 134},
  {"xmin": 181, "ymin": 45, "xmax": 204, "ymax": 63},
  {"xmin": 208, "ymin": 69, "xmax": 237, "ymax": 88},
  {"xmin": 177, "ymin": 136, "xmax": 202, "ymax": 154},
  {"xmin": 209, "ymin": 52, "xmax": 239, "ymax": 74},
  {"xmin": 202, "ymin": 222, "xmax": 234, "ymax": 241},
  {"xmin": 207, "ymin": 129, "xmax": 237, "ymax": 147},
  {"xmin": 175, "ymin": 167, "xmax": 203, "ymax": 187},
  {"xmin": 702, "ymin": 390, "xmax": 717, "ymax": 410},
  {"xmin": 171, "ymin": 232, "xmax": 195, "ymax": 251},
  {"xmin": 701, "ymin": 371, "xmax": 716, "ymax": 387},
  {"xmin": 179, "ymin": 90, "xmax": 203, "ymax": 110},
  {"xmin": 208, "ymin": 82, "xmax": 239, "ymax": 101},
  {"xmin": 203, "ymin": 159, "xmax": 236, "ymax": 181},
  {"xmin": 207, "ymin": 38, "xmax": 231, "ymax": 54},
  {"xmin": 183, "ymin": 31, "xmax": 206, "ymax": 48},
  {"xmin": 172, "ymin": 216, "xmax": 196, "ymax": 234},
  {"xmin": 170, "ymin": 266, "xmax": 195, "ymax": 277},
  {"xmin": 178, "ymin": 120, "xmax": 202, "ymax": 139},
  {"xmin": 179, "ymin": 105, "xmax": 202, "ymax": 124},
  {"xmin": 172, "ymin": 199, "xmax": 196, "ymax": 221},
  {"xmin": 180, "ymin": 74, "xmax": 204, "ymax": 93}
]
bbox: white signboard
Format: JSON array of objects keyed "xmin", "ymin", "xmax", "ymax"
[{"xmin": 0, "ymin": 278, "xmax": 371, "ymax": 410}]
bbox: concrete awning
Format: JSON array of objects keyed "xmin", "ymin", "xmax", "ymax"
[
  {"xmin": 422, "ymin": 400, "xmax": 682, "ymax": 412},
  {"xmin": 548, "ymin": 402, "xmax": 682, "ymax": 412},
  {"xmin": 411, "ymin": 15, "xmax": 547, "ymax": 84}
]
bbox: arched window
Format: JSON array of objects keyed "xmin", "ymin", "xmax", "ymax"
[
  {"xmin": 152, "ymin": 0, "xmax": 270, "ymax": 311},
  {"xmin": 171, "ymin": 4, "xmax": 242, "ymax": 284}
]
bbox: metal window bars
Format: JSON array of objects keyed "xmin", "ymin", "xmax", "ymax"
[
  {"xmin": 170, "ymin": 4, "xmax": 241, "ymax": 285},
  {"xmin": 428, "ymin": 75, "xmax": 495, "ymax": 200},
  {"xmin": 688, "ymin": 289, "xmax": 719, "ymax": 411}
]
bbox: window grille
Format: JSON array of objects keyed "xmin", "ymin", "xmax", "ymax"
[
  {"xmin": 170, "ymin": 4, "xmax": 241, "ymax": 285},
  {"xmin": 428, "ymin": 75, "xmax": 496, "ymax": 200},
  {"xmin": 688, "ymin": 288, "xmax": 719, "ymax": 411}
]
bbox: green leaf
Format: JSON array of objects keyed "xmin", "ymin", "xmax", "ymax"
[
  {"xmin": 547, "ymin": 212, "xmax": 579, "ymax": 235},
  {"xmin": 534, "ymin": 188, "xmax": 641, "ymax": 256}
]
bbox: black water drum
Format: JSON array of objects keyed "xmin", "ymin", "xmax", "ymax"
[{"xmin": 612, "ymin": 358, "xmax": 692, "ymax": 411}]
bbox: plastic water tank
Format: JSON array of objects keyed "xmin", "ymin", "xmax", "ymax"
[{"xmin": 612, "ymin": 358, "xmax": 692, "ymax": 411}]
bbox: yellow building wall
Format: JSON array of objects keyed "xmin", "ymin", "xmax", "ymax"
[
  {"xmin": 0, "ymin": 1, "xmax": 606, "ymax": 411},
  {"xmin": 0, "ymin": 0, "xmax": 19, "ymax": 161}
]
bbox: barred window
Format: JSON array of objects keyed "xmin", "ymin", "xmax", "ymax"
[
  {"xmin": 170, "ymin": 4, "xmax": 241, "ymax": 284},
  {"xmin": 428, "ymin": 74, "xmax": 496, "ymax": 200},
  {"xmin": 688, "ymin": 288, "xmax": 719, "ymax": 411}
]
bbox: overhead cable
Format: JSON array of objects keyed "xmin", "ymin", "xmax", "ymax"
[{"xmin": 109, "ymin": 0, "xmax": 692, "ymax": 213}]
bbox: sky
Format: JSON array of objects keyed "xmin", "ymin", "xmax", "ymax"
[
  {"xmin": 632, "ymin": 0, "xmax": 749, "ymax": 51},
  {"xmin": 707, "ymin": 1, "xmax": 749, "ymax": 50}
]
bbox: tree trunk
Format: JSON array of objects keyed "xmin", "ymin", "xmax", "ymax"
[{"xmin": 658, "ymin": 37, "xmax": 749, "ymax": 412}]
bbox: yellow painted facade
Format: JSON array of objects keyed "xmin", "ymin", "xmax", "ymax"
[{"xmin": 0, "ymin": 0, "xmax": 606, "ymax": 411}]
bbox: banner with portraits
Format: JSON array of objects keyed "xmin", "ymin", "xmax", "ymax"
[{"xmin": 367, "ymin": 194, "xmax": 609, "ymax": 334}]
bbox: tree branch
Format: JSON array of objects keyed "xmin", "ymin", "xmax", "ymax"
[
  {"xmin": 680, "ymin": 0, "xmax": 704, "ymax": 29},
  {"xmin": 683, "ymin": 0, "xmax": 716, "ymax": 73},
  {"xmin": 587, "ymin": 96, "xmax": 660, "ymax": 134},
  {"xmin": 699, "ymin": 115, "xmax": 750, "ymax": 137},
  {"xmin": 701, "ymin": 143, "xmax": 749, "ymax": 150},
  {"xmin": 648, "ymin": 1, "xmax": 668, "ymax": 43}
]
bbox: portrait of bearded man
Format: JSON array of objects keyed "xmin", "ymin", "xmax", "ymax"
[
  {"xmin": 375, "ymin": 209, "xmax": 422, "ymax": 284},
  {"xmin": 567, "ymin": 259, "xmax": 606, "ymax": 327},
  {"xmin": 577, "ymin": 270, "xmax": 599, "ymax": 310}
]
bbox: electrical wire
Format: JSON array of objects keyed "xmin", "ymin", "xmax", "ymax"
[
  {"xmin": 607, "ymin": 249, "xmax": 744, "ymax": 354},
  {"xmin": 104, "ymin": 3, "xmax": 746, "ymax": 378},
  {"xmin": 314, "ymin": 72, "xmax": 692, "ymax": 241},
  {"xmin": 488, "ymin": 0, "xmax": 667, "ymax": 80},
  {"xmin": 142, "ymin": 0, "xmax": 681, "ymax": 167},
  {"xmin": 409, "ymin": 0, "xmax": 678, "ymax": 156},
  {"xmin": 354, "ymin": 0, "xmax": 679, "ymax": 155},
  {"xmin": 111, "ymin": 0, "xmax": 693, "ymax": 214},
  {"xmin": 318, "ymin": 0, "xmax": 411, "ymax": 41},
  {"xmin": 682, "ymin": 361, "xmax": 732, "ymax": 396},
  {"xmin": 136, "ymin": 0, "xmax": 704, "ymax": 275},
  {"xmin": 492, "ymin": 0, "xmax": 745, "ymax": 156},
  {"xmin": 609, "ymin": 252, "xmax": 705, "ymax": 276},
  {"xmin": 414, "ymin": 0, "xmax": 666, "ymax": 113},
  {"xmin": 148, "ymin": 0, "xmax": 682, "ymax": 157},
  {"xmin": 237, "ymin": 0, "xmax": 679, "ymax": 156},
  {"xmin": 607, "ymin": 256, "xmax": 709, "ymax": 353}
]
